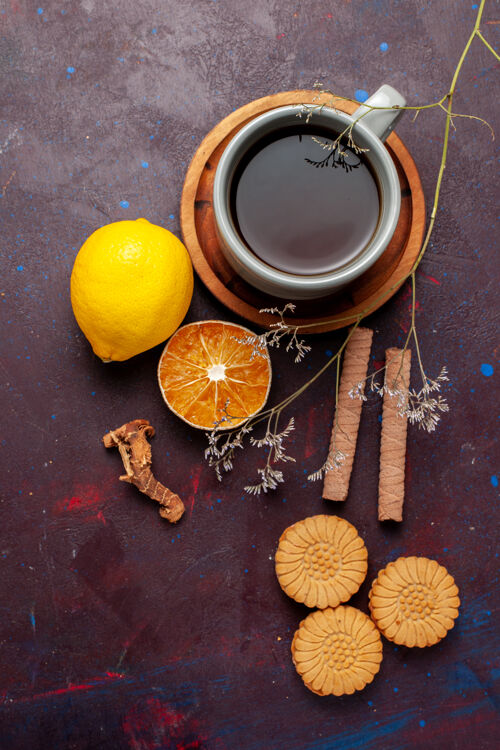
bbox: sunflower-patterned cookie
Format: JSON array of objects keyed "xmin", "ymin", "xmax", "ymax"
[
  {"xmin": 369, "ymin": 556, "xmax": 460, "ymax": 648},
  {"xmin": 275, "ymin": 515, "xmax": 368, "ymax": 609},
  {"xmin": 292, "ymin": 606, "xmax": 383, "ymax": 696}
]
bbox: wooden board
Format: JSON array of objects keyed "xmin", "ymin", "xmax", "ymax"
[{"xmin": 180, "ymin": 90, "xmax": 426, "ymax": 332}]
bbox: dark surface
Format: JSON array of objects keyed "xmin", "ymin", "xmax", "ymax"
[{"xmin": 1, "ymin": 2, "xmax": 499, "ymax": 749}]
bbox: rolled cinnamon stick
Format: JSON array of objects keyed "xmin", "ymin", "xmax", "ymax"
[
  {"xmin": 378, "ymin": 348, "xmax": 412, "ymax": 522},
  {"xmin": 322, "ymin": 327, "xmax": 373, "ymax": 501}
]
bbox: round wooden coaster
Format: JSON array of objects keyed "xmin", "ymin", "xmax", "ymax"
[{"xmin": 180, "ymin": 90, "xmax": 425, "ymax": 332}]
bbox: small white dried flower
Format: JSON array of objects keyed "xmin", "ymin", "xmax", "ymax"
[
  {"xmin": 405, "ymin": 390, "xmax": 449, "ymax": 432},
  {"xmin": 307, "ymin": 449, "xmax": 346, "ymax": 482},
  {"xmin": 348, "ymin": 382, "xmax": 367, "ymax": 401},
  {"xmin": 245, "ymin": 465, "xmax": 285, "ymax": 495}
]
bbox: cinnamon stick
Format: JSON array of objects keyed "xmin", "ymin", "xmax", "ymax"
[
  {"xmin": 378, "ymin": 348, "xmax": 412, "ymax": 522},
  {"xmin": 103, "ymin": 419, "xmax": 185, "ymax": 523},
  {"xmin": 322, "ymin": 327, "xmax": 373, "ymax": 501}
]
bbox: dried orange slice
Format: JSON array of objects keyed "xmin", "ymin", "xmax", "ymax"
[{"xmin": 158, "ymin": 320, "xmax": 271, "ymax": 430}]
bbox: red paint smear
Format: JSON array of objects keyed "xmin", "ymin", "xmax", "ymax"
[
  {"xmin": 420, "ymin": 272, "xmax": 441, "ymax": 285},
  {"xmin": 398, "ymin": 283, "xmax": 413, "ymax": 303},
  {"xmin": 122, "ymin": 697, "xmax": 208, "ymax": 750},
  {"xmin": 53, "ymin": 485, "xmax": 104, "ymax": 515},
  {"xmin": 188, "ymin": 466, "xmax": 202, "ymax": 517},
  {"xmin": 276, "ymin": 32, "xmax": 286, "ymax": 39},
  {"xmin": 9, "ymin": 673, "xmax": 124, "ymax": 704},
  {"xmin": 122, "ymin": 697, "xmax": 183, "ymax": 734},
  {"xmin": 304, "ymin": 406, "xmax": 321, "ymax": 459}
]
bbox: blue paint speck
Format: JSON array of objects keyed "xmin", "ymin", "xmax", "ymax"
[
  {"xmin": 380, "ymin": 42, "xmax": 389, "ymax": 52},
  {"xmin": 120, "ymin": 200, "xmax": 129, "ymax": 208},
  {"xmin": 472, "ymin": 3, "xmax": 478, "ymax": 8},
  {"xmin": 152, "ymin": 27, "xmax": 157, "ymax": 34},
  {"xmin": 480, "ymin": 363, "xmax": 493, "ymax": 377},
  {"xmin": 169, "ymin": 213, "xmax": 175, "ymax": 219},
  {"xmin": 37, "ymin": 8, "xmax": 43, "ymax": 15},
  {"xmin": 325, "ymin": 349, "xmax": 333, "ymax": 357},
  {"xmin": 67, "ymin": 66, "xmax": 75, "ymax": 74},
  {"xmin": 393, "ymin": 687, "xmax": 398, "ymax": 693},
  {"xmin": 141, "ymin": 160, "xmax": 149, "ymax": 168},
  {"xmin": 491, "ymin": 475, "xmax": 498, "ymax": 488},
  {"xmin": 355, "ymin": 89, "xmax": 369, "ymax": 103},
  {"xmin": 51, "ymin": 415, "xmax": 56, "ymax": 420},
  {"xmin": 29, "ymin": 611, "xmax": 36, "ymax": 628},
  {"xmin": 419, "ymin": 720, "xmax": 426, "ymax": 728},
  {"xmin": 17, "ymin": 265, "xmax": 23, "ymax": 271}
]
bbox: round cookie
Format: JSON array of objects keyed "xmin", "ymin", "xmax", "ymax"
[
  {"xmin": 369, "ymin": 556, "xmax": 460, "ymax": 648},
  {"xmin": 292, "ymin": 606, "xmax": 383, "ymax": 696},
  {"xmin": 275, "ymin": 515, "xmax": 368, "ymax": 609}
]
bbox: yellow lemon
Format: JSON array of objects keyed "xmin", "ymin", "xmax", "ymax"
[{"xmin": 70, "ymin": 218, "xmax": 193, "ymax": 361}]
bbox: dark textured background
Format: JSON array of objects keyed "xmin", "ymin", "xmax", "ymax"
[{"xmin": 1, "ymin": 1, "xmax": 499, "ymax": 749}]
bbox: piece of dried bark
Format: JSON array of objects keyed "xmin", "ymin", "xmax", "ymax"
[
  {"xmin": 323, "ymin": 327, "xmax": 373, "ymax": 502},
  {"xmin": 103, "ymin": 419, "xmax": 184, "ymax": 523},
  {"xmin": 378, "ymin": 348, "xmax": 412, "ymax": 522}
]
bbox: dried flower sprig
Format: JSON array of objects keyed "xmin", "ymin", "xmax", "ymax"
[
  {"xmin": 233, "ymin": 303, "xmax": 311, "ymax": 363},
  {"xmin": 204, "ymin": 400, "xmax": 253, "ymax": 481},
  {"xmin": 299, "ymin": 90, "xmax": 373, "ymax": 158},
  {"xmin": 245, "ymin": 416, "xmax": 296, "ymax": 495},
  {"xmin": 306, "ymin": 450, "xmax": 346, "ymax": 484},
  {"xmin": 205, "ymin": 0, "xmax": 497, "ymax": 492},
  {"xmin": 350, "ymin": 363, "xmax": 449, "ymax": 433},
  {"xmin": 305, "ymin": 138, "xmax": 362, "ymax": 171},
  {"xmin": 347, "ymin": 277, "xmax": 450, "ymax": 433},
  {"xmin": 207, "ymin": 322, "xmax": 359, "ymax": 491}
]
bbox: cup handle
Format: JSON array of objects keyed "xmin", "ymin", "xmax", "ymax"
[{"xmin": 352, "ymin": 84, "xmax": 406, "ymax": 142}]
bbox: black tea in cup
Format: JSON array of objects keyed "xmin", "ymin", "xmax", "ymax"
[{"xmin": 230, "ymin": 125, "xmax": 381, "ymax": 276}]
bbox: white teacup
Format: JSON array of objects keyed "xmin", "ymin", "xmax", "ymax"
[{"xmin": 213, "ymin": 85, "xmax": 405, "ymax": 300}]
